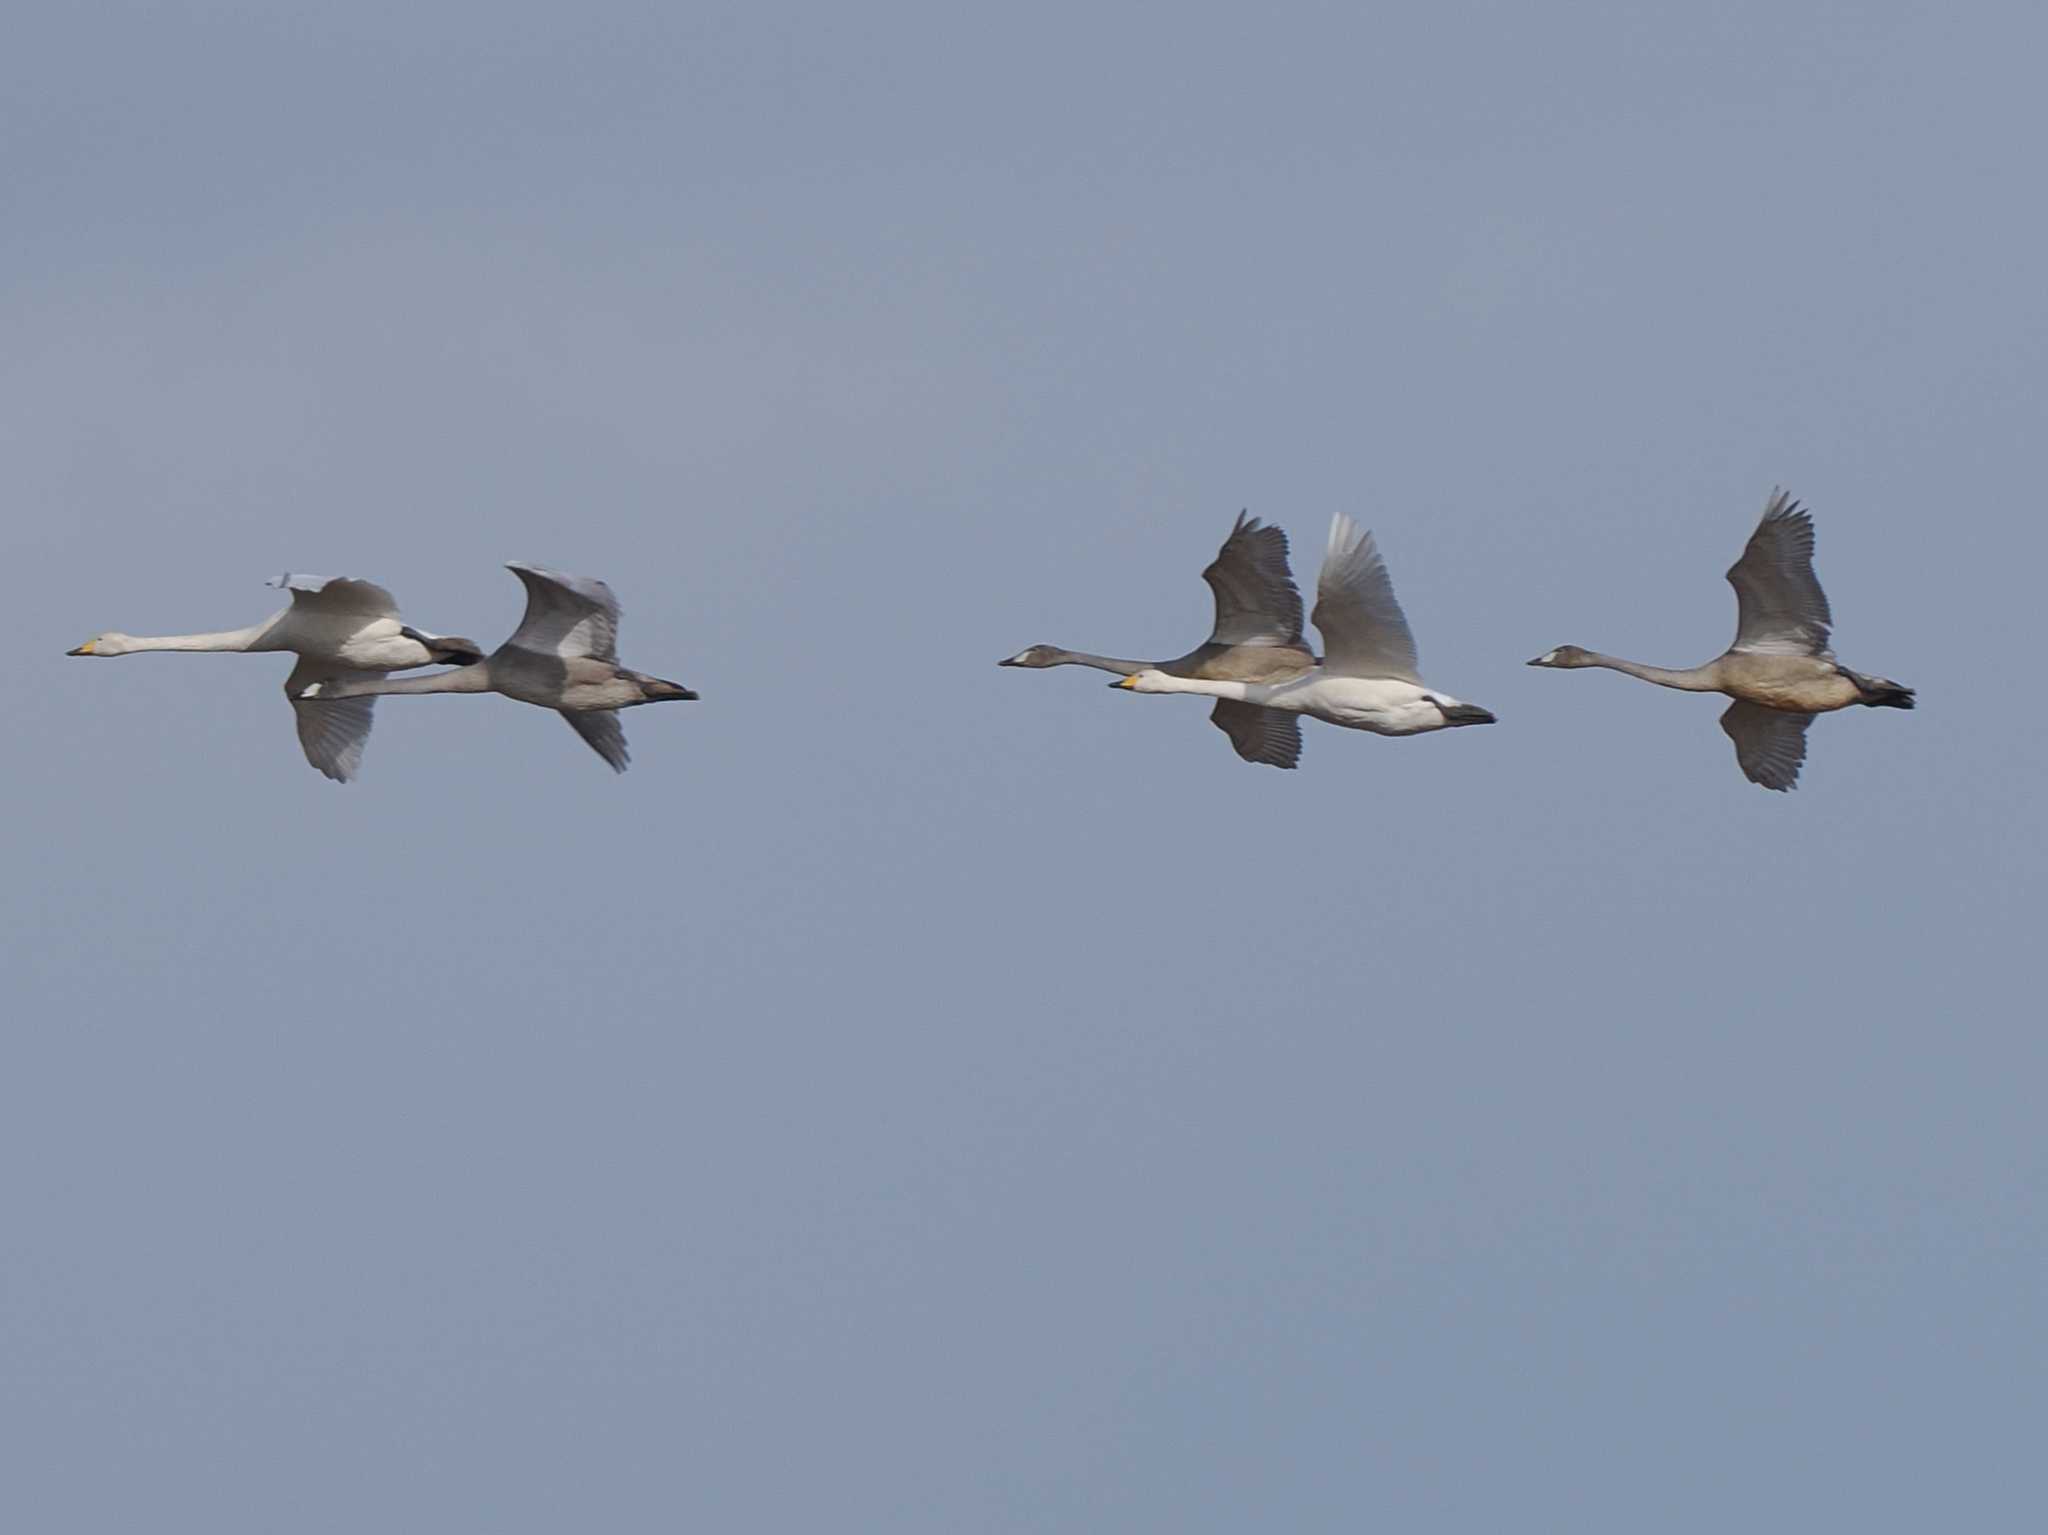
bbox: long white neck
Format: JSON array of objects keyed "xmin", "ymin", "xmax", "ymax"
[
  {"xmin": 1143, "ymin": 675, "xmax": 1257, "ymax": 702},
  {"xmin": 122, "ymin": 622, "xmax": 276, "ymax": 653},
  {"xmin": 322, "ymin": 664, "xmax": 496, "ymax": 699},
  {"xmin": 1578, "ymin": 652, "xmax": 1720, "ymax": 692}
]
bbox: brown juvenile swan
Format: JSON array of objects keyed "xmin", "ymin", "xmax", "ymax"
[
  {"xmin": 66, "ymin": 574, "xmax": 482, "ymax": 783},
  {"xmin": 296, "ymin": 564, "xmax": 695, "ymax": 773},
  {"xmin": 1528, "ymin": 489, "xmax": 1914, "ymax": 790},
  {"xmin": 999, "ymin": 511, "xmax": 1316, "ymax": 768}
]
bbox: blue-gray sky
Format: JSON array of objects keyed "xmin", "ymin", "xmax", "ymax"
[{"xmin": 5, "ymin": 3, "xmax": 2044, "ymax": 1529}]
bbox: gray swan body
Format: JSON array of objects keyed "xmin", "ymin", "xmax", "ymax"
[
  {"xmin": 66, "ymin": 574, "xmax": 482, "ymax": 782},
  {"xmin": 1000, "ymin": 511, "xmax": 1316, "ymax": 768},
  {"xmin": 297, "ymin": 564, "xmax": 695, "ymax": 773},
  {"xmin": 1528, "ymin": 490, "xmax": 1914, "ymax": 790}
]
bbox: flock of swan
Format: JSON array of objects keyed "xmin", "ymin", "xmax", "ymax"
[
  {"xmin": 1005, "ymin": 487, "xmax": 1911, "ymax": 790},
  {"xmin": 65, "ymin": 490, "xmax": 1912, "ymax": 790}
]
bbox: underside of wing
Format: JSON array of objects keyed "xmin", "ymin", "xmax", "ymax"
[
  {"xmin": 1726, "ymin": 490, "xmax": 1833, "ymax": 656},
  {"xmin": 507, "ymin": 564, "xmax": 621, "ymax": 662},
  {"xmin": 1718, "ymin": 700, "xmax": 1813, "ymax": 791},
  {"xmin": 286, "ymin": 660, "xmax": 383, "ymax": 782},
  {"xmin": 1209, "ymin": 699, "xmax": 1302, "ymax": 769},
  {"xmin": 560, "ymin": 708, "xmax": 630, "ymax": 772},
  {"xmin": 1202, "ymin": 511, "xmax": 1305, "ymax": 648},
  {"xmin": 1311, "ymin": 515, "xmax": 1421, "ymax": 682},
  {"xmin": 274, "ymin": 574, "xmax": 402, "ymax": 621}
]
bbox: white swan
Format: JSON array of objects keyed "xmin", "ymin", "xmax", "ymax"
[
  {"xmin": 67, "ymin": 574, "xmax": 482, "ymax": 782},
  {"xmin": 1113, "ymin": 515, "xmax": 1496, "ymax": 739},
  {"xmin": 1000, "ymin": 511, "xmax": 1316, "ymax": 768},
  {"xmin": 1527, "ymin": 489, "xmax": 1914, "ymax": 790},
  {"xmin": 295, "ymin": 564, "xmax": 695, "ymax": 773}
]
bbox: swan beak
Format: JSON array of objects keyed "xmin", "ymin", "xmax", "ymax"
[
  {"xmin": 1110, "ymin": 676, "xmax": 1136, "ymax": 689},
  {"xmin": 1525, "ymin": 654, "xmax": 1549, "ymax": 666},
  {"xmin": 67, "ymin": 640, "xmax": 95, "ymax": 655}
]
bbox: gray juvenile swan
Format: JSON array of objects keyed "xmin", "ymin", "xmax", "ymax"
[
  {"xmin": 297, "ymin": 564, "xmax": 695, "ymax": 773},
  {"xmin": 67, "ymin": 574, "xmax": 482, "ymax": 782},
  {"xmin": 1528, "ymin": 489, "xmax": 1914, "ymax": 790},
  {"xmin": 999, "ymin": 511, "xmax": 1316, "ymax": 768}
]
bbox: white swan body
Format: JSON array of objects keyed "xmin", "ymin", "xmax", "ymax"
[
  {"xmin": 67, "ymin": 574, "xmax": 482, "ymax": 782},
  {"xmin": 1114, "ymin": 515, "xmax": 1496, "ymax": 742},
  {"xmin": 1119, "ymin": 671, "xmax": 1488, "ymax": 735}
]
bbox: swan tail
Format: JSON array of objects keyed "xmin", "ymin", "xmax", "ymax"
[
  {"xmin": 403, "ymin": 626, "xmax": 485, "ymax": 666},
  {"xmin": 1841, "ymin": 668, "xmax": 1915, "ymax": 710},
  {"xmin": 1436, "ymin": 701, "xmax": 1498, "ymax": 727}
]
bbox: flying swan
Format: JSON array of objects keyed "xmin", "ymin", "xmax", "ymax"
[
  {"xmin": 1000, "ymin": 511, "xmax": 1316, "ymax": 768},
  {"xmin": 67, "ymin": 574, "xmax": 481, "ymax": 782},
  {"xmin": 1526, "ymin": 489, "xmax": 1913, "ymax": 790}
]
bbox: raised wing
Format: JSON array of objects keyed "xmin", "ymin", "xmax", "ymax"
[
  {"xmin": 1209, "ymin": 699, "xmax": 1302, "ymax": 770},
  {"xmin": 505, "ymin": 563, "xmax": 620, "ymax": 662},
  {"xmin": 1310, "ymin": 515, "xmax": 1421, "ymax": 682},
  {"xmin": 286, "ymin": 658, "xmax": 381, "ymax": 782},
  {"xmin": 272, "ymin": 574, "xmax": 401, "ymax": 621},
  {"xmin": 561, "ymin": 709, "xmax": 629, "ymax": 772},
  {"xmin": 1202, "ymin": 512, "xmax": 1305, "ymax": 648},
  {"xmin": 1719, "ymin": 700, "xmax": 1813, "ymax": 791},
  {"xmin": 1726, "ymin": 490, "xmax": 1832, "ymax": 657}
]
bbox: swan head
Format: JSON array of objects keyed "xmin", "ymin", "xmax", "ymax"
[
  {"xmin": 998, "ymin": 645, "xmax": 1065, "ymax": 668},
  {"xmin": 1527, "ymin": 645, "xmax": 1594, "ymax": 669},
  {"xmin": 1110, "ymin": 668, "xmax": 1178, "ymax": 693},
  {"xmin": 67, "ymin": 632, "xmax": 133, "ymax": 656}
]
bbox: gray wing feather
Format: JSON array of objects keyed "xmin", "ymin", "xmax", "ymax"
[
  {"xmin": 285, "ymin": 659, "xmax": 381, "ymax": 782},
  {"xmin": 1719, "ymin": 700, "xmax": 1813, "ymax": 791},
  {"xmin": 273, "ymin": 574, "xmax": 402, "ymax": 620},
  {"xmin": 1726, "ymin": 490, "xmax": 1833, "ymax": 657},
  {"xmin": 561, "ymin": 709, "xmax": 630, "ymax": 772},
  {"xmin": 1209, "ymin": 699, "xmax": 1302, "ymax": 769},
  {"xmin": 1310, "ymin": 515, "xmax": 1421, "ymax": 681},
  {"xmin": 1202, "ymin": 512, "xmax": 1305, "ymax": 648},
  {"xmin": 505, "ymin": 564, "xmax": 621, "ymax": 662}
]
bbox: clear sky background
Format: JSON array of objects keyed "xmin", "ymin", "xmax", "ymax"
[{"xmin": 4, "ymin": 3, "xmax": 2044, "ymax": 1529}]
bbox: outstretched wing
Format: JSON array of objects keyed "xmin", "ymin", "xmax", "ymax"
[
  {"xmin": 1202, "ymin": 512, "xmax": 1305, "ymax": 648},
  {"xmin": 560, "ymin": 709, "xmax": 630, "ymax": 773},
  {"xmin": 1310, "ymin": 515, "xmax": 1421, "ymax": 681},
  {"xmin": 272, "ymin": 574, "xmax": 402, "ymax": 621},
  {"xmin": 505, "ymin": 564, "xmax": 621, "ymax": 662},
  {"xmin": 1726, "ymin": 490, "xmax": 1832, "ymax": 657},
  {"xmin": 286, "ymin": 658, "xmax": 382, "ymax": 782},
  {"xmin": 1209, "ymin": 699, "xmax": 1302, "ymax": 770},
  {"xmin": 1719, "ymin": 700, "xmax": 1813, "ymax": 791}
]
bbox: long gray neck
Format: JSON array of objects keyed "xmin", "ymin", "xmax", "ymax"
[
  {"xmin": 1043, "ymin": 649, "xmax": 1146, "ymax": 676},
  {"xmin": 327, "ymin": 664, "xmax": 496, "ymax": 698},
  {"xmin": 1579, "ymin": 651, "xmax": 1720, "ymax": 692}
]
